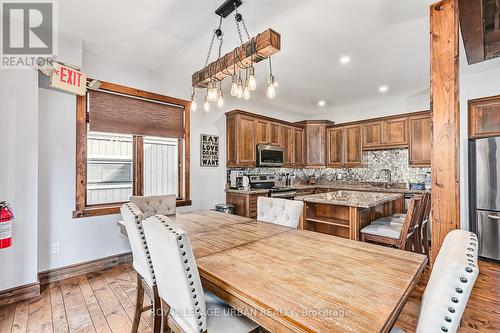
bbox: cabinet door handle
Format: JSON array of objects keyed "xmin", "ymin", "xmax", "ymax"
[{"xmin": 488, "ymin": 214, "xmax": 500, "ymax": 220}]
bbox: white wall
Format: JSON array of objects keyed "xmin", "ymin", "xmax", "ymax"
[{"xmin": 0, "ymin": 70, "xmax": 39, "ymax": 290}]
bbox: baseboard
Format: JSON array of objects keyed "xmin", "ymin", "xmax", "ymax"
[
  {"xmin": 38, "ymin": 251, "xmax": 132, "ymax": 285},
  {"xmin": 0, "ymin": 282, "xmax": 40, "ymax": 307}
]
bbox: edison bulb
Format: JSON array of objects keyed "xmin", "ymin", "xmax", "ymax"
[
  {"xmin": 267, "ymin": 75, "xmax": 276, "ymax": 99},
  {"xmin": 204, "ymin": 95, "xmax": 210, "ymax": 112},
  {"xmin": 248, "ymin": 67, "xmax": 256, "ymax": 91},
  {"xmin": 217, "ymin": 91, "xmax": 224, "ymax": 108},
  {"xmin": 230, "ymin": 75, "xmax": 238, "ymax": 96},
  {"xmin": 191, "ymin": 100, "xmax": 197, "ymax": 112},
  {"xmin": 237, "ymin": 78, "xmax": 243, "ymax": 99}
]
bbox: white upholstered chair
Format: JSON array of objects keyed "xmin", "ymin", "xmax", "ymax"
[
  {"xmin": 142, "ymin": 215, "xmax": 259, "ymax": 333},
  {"xmin": 257, "ymin": 197, "xmax": 304, "ymax": 228},
  {"xmin": 391, "ymin": 230, "xmax": 479, "ymax": 333},
  {"xmin": 120, "ymin": 203, "xmax": 162, "ymax": 333},
  {"xmin": 130, "ymin": 194, "xmax": 176, "ymax": 218}
]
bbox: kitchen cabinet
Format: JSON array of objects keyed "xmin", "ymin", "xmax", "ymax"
[
  {"xmin": 409, "ymin": 114, "xmax": 432, "ymax": 167},
  {"xmin": 255, "ymin": 119, "xmax": 270, "ymax": 144},
  {"xmin": 282, "ymin": 126, "xmax": 294, "ymax": 167},
  {"xmin": 362, "ymin": 121, "xmax": 383, "ymax": 148},
  {"xmin": 327, "ymin": 125, "xmax": 362, "ymax": 168},
  {"xmin": 293, "ymin": 128, "xmax": 305, "ymax": 167},
  {"xmin": 469, "ymin": 96, "xmax": 500, "ymax": 138},
  {"xmin": 270, "ymin": 122, "xmax": 282, "ymax": 145},
  {"xmin": 300, "ymin": 121, "xmax": 330, "ymax": 168},
  {"xmin": 384, "ymin": 117, "xmax": 408, "ymax": 146},
  {"xmin": 327, "ymin": 127, "xmax": 344, "ymax": 167},
  {"xmin": 226, "ymin": 191, "xmax": 268, "ymax": 218},
  {"xmin": 344, "ymin": 125, "xmax": 363, "ymax": 167},
  {"xmin": 226, "ymin": 113, "xmax": 256, "ymax": 168},
  {"xmin": 363, "ymin": 117, "xmax": 408, "ymax": 149}
]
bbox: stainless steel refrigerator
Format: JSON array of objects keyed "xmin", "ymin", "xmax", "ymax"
[{"xmin": 469, "ymin": 136, "xmax": 500, "ymax": 261}]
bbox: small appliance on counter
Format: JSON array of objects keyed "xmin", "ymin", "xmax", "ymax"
[
  {"xmin": 409, "ymin": 183, "xmax": 426, "ymax": 191},
  {"xmin": 215, "ymin": 203, "xmax": 235, "ymax": 214},
  {"xmin": 229, "ymin": 170, "xmax": 245, "ymax": 189}
]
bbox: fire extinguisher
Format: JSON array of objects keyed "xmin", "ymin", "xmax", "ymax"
[{"xmin": 0, "ymin": 201, "xmax": 14, "ymax": 249}]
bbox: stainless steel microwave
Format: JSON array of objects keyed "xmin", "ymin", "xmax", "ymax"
[{"xmin": 256, "ymin": 144, "xmax": 284, "ymax": 167}]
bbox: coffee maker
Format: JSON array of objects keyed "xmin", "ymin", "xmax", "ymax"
[{"xmin": 229, "ymin": 170, "xmax": 245, "ymax": 189}]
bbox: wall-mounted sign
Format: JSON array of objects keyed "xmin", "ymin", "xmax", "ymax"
[
  {"xmin": 49, "ymin": 62, "xmax": 87, "ymax": 96},
  {"xmin": 200, "ymin": 134, "xmax": 219, "ymax": 167}
]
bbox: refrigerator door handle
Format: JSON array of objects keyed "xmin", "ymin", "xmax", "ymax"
[{"xmin": 487, "ymin": 214, "xmax": 500, "ymax": 220}]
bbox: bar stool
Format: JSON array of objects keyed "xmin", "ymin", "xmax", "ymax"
[{"xmin": 257, "ymin": 197, "xmax": 304, "ymax": 228}]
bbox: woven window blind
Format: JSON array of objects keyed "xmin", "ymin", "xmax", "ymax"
[{"xmin": 88, "ymin": 90, "xmax": 184, "ymax": 138}]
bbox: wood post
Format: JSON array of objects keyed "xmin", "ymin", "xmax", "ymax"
[{"xmin": 430, "ymin": 0, "xmax": 461, "ymax": 264}]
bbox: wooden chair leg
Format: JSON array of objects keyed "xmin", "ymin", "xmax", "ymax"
[
  {"xmin": 151, "ymin": 285, "xmax": 162, "ymax": 333},
  {"xmin": 422, "ymin": 223, "xmax": 430, "ymax": 258},
  {"xmin": 132, "ymin": 273, "xmax": 145, "ymax": 333},
  {"xmin": 161, "ymin": 300, "xmax": 170, "ymax": 333}
]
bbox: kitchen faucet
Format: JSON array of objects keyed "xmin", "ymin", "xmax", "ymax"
[{"xmin": 376, "ymin": 169, "xmax": 392, "ymax": 185}]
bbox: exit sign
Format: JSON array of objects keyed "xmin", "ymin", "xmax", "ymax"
[{"xmin": 49, "ymin": 63, "xmax": 87, "ymax": 96}]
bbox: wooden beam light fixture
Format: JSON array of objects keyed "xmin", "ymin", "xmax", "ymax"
[{"xmin": 190, "ymin": 0, "xmax": 281, "ymax": 112}]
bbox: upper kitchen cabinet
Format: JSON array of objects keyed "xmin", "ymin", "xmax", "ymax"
[
  {"xmin": 469, "ymin": 95, "xmax": 500, "ymax": 139},
  {"xmin": 293, "ymin": 127, "xmax": 305, "ymax": 167},
  {"xmin": 255, "ymin": 119, "xmax": 271, "ymax": 144},
  {"xmin": 226, "ymin": 112, "xmax": 256, "ymax": 168},
  {"xmin": 409, "ymin": 113, "xmax": 432, "ymax": 167},
  {"xmin": 281, "ymin": 125, "xmax": 294, "ymax": 167},
  {"xmin": 344, "ymin": 125, "xmax": 363, "ymax": 167},
  {"xmin": 297, "ymin": 120, "xmax": 334, "ymax": 168},
  {"xmin": 362, "ymin": 117, "xmax": 408, "ymax": 149},
  {"xmin": 327, "ymin": 125, "xmax": 362, "ymax": 168},
  {"xmin": 326, "ymin": 127, "xmax": 344, "ymax": 167},
  {"xmin": 362, "ymin": 121, "xmax": 384, "ymax": 148},
  {"xmin": 270, "ymin": 122, "xmax": 282, "ymax": 145}
]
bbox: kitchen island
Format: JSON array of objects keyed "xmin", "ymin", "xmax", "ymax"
[{"xmin": 297, "ymin": 190, "xmax": 404, "ymax": 240}]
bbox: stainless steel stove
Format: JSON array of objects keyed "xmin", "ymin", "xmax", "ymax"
[{"xmin": 268, "ymin": 187, "xmax": 297, "ymax": 200}]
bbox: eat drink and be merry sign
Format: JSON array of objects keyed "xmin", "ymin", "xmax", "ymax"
[{"xmin": 200, "ymin": 134, "xmax": 219, "ymax": 167}]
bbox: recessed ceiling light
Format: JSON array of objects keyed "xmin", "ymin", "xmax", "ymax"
[
  {"xmin": 318, "ymin": 100, "xmax": 326, "ymax": 107},
  {"xmin": 340, "ymin": 55, "xmax": 351, "ymax": 65},
  {"xmin": 378, "ymin": 85, "xmax": 389, "ymax": 93}
]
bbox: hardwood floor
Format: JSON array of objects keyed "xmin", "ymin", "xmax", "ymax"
[{"xmin": 0, "ymin": 260, "xmax": 498, "ymax": 333}]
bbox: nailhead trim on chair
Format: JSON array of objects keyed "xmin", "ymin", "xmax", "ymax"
[
  {"xmin": 437, "ymin": 232, "xmax": 479, "ymax": 333},
  {"xmin": 155, "ymin": 215, "xmax": 204, "ymax": 332},
  {"xmin": 125, "ymin": 203, "xmax": 156, "ymax": 284}
]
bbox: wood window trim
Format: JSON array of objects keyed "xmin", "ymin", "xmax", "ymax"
[{"xmin": 73, "ymin": 80, "xmax": 191, "ymax": 219}]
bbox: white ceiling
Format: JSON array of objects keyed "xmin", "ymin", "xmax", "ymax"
[{"xmin": 58, "ymin": 0, "xmax": 494, "ymax": 117}]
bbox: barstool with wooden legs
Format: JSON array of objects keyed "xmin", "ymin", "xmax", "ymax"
[{"xmin": 121, "ymin": 203, "xmax": 162, "ymax": 333}]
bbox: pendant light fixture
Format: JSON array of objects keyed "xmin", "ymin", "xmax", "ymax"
[
  {"xmin": 267, "ymin": 56, "xmax": 276, "ymax": 99},
  {"xmin": 190, "ymin": 0, "xmax": 281, "ymax": 110}
]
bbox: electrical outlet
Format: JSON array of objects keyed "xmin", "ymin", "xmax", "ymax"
[{"xmin": 52, "ymin": 242, "xmax": 60, "ymax": 254}]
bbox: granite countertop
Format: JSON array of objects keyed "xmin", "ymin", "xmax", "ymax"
[
  {"xmin": 225, "ymin": 182, "xmax": 427, "ymax": 195},
  {"xmin": 225, "ymin": 188, "xmax": 270, "ymax": 195},
  {"xmin": 293, "ymin": 183, "xmax": 426, "ymax": 194},
  {"xmin": 296, "ymin": 190, "xmax": 404, "ymax": 209}
]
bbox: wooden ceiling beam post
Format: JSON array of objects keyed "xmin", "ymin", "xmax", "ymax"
[{"xmin": 430, "ymin": 0, "xmax": 461, "ymax": 264}]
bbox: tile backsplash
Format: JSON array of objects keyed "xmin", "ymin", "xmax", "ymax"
[{"xmin": 238, "ymin": 148, "xmax": 431, "ymax": 185}]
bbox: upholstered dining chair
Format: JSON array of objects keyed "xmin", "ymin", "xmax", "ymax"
[
  {"xmin": 257, "ymin": 197, "xmax": 304, "ymax": 228},
  {"xmin": 391, "ymin": 230, "xmax": 479, "ymax": 333},
  {"xmin": 130, "ymin": 194, "xmax": 177, "ymax": 218},
  {"xmin": 360, "ymin": 196, "xmax": 422, "ymax": 250},
  {"xmin": 121, "ymin": 203, "xmax": 162, "ymax": 333},
  {"xmin": 142, "ymin": 215, "xmax": 260, "ymax": 333}
]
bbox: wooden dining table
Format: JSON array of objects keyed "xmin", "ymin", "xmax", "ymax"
[{"xmin": 119, "ymin": 210, "xmax": 427, "ymax": 333}]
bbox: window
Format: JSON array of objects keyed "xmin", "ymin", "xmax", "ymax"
[{"xmin": 74, "ymin": 81, "xmax": 191, "ymax": 218}]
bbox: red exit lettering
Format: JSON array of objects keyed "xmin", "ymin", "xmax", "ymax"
[{"xmin": 59, "ymin": 66, "xmax": 82, "ymax": 87}]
